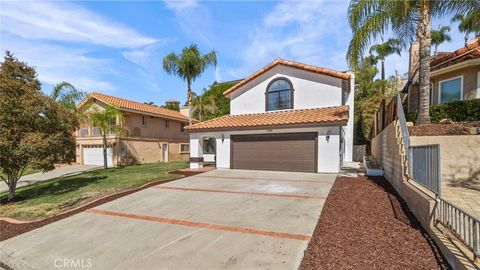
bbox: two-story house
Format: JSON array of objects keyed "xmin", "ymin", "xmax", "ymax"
[
  {"xmin": 76, "ymin": 92, "xmax": 190, "ymax": 166},
  {"xmin": 406, "ymin": 39, "xmax": 480, "ymax": 112},
  {"xmin": 185, "ymin": 58, "xmax": 354, "ymax": 173}
]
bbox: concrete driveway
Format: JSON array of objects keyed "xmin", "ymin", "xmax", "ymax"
[
  {"xmin": 0, "ymin": 164, "xmax": 101, "ymax": 193},
  {"xmin": 0, "ymin": 169, "xmax": 336, "ymax": 270}
]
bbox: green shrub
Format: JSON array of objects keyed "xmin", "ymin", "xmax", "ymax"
[{"xmin": 407, "ymin": 99, "xmax": 480, "ymax": 123}]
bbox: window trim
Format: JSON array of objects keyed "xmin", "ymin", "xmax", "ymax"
[
  {"xmin": 438, "ymin": 75, "xmax": 463, "ymax": 104},
  {"xmin": 180, "ymin": 143, "xmax": 190, "ymax": 153},
  {"xmin": 265, "ymin": 77, "xmax": 294, "ymax": 112},
  {"xmin": 202, "ymin": 138, "xmax": 216, "ymax": 154},
  {"xmin": 165, "ymin": 119, "xmax": 170, "ymax": 128},
  {"xmin": 477, "ymin": 72, "xmax": 480, "ymax": 98}
]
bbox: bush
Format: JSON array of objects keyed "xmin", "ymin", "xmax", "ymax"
[{"xmin": 407, "ymin": 99, "xmax": 480, "ymax": 123}]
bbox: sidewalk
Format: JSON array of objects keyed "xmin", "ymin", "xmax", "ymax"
[{"xmin": 0, "ymin": 164, "xmax": 101, "ymax": 193}]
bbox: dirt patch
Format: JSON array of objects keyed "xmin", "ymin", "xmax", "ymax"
[
  {"xmin": 300, "ymin": 176, "xmax": 449, "ymax": 270},
  {"xmin": 0, "ymin": 170, "xmax": 207, "ymax": 241},
  {"xmin": 409, "ymin": 121, "xmax": 479, "ymax": 136}
]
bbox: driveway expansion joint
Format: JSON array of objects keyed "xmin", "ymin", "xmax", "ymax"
[
  {"xmin": 153, "ymin": 186, "xmax": 326, "ymax": 199},
  {"xmin": 86, "ymin": 208, "xmax": 311, "ymax": 241}
]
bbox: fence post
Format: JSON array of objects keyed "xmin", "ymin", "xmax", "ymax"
[{"xmin": 474, "ymin": 221, "xmax": 479, "ymax": 263}]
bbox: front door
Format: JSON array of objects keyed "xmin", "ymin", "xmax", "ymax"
[{"xmin": 162, "ymin": 143, "xmax": 168, "ymax": 162}]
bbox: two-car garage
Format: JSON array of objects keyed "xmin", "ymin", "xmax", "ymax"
[
  {"xmin": 231, "ymin": 133, "xmax": 317, "ymax": 173},
  {"xmin": 82, "ymin": 146, "xmax": 113, "ymax": 167}
]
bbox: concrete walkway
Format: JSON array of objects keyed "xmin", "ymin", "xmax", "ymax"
[
  {"xmin": 0, "ymin": 164, "xmax": 101, "ymax": 193},
  {"xmin": 0, "ymin": 169, "xmax": 336, "ymax": 270}
]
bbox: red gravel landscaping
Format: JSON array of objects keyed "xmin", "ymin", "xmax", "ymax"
[
  {"xmin": 300, "ymin": 175, "xmax": 450, "ymax": 270},
  {"xmin": 408, "ymin": 121, "xmax": 479, "ymax": 136}
]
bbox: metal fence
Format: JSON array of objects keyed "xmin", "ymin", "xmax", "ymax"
[
  {"xmin": 409, "ymin": 144, "xmax": 441, "ymax": 194},
  {"xmin": 435, "ymin": 198, "xmax": 480, "ymax": 261}
]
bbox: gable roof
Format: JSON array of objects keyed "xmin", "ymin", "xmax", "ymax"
[
  {"xmin": 79, "ymin": 92, "xmax": 190, "ymax": 122},
  {"xmin": 185, "ymin": 105, "xmax": 349, "ymax": 132},
  {"xmin": 223, "ymin": 58, "xmax": 351, "ymax": 96},
  {"xmin": 430, "ymin": 39, "xmax": 480, "ymax": 71}
]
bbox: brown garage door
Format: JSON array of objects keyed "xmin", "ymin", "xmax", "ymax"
[{"xmin": 231, "ymin": 133, "xmax": 317, "ymax": 172}]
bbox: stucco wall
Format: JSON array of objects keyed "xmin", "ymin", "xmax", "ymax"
[
  {"xmin": 123, "ymin": 112, "xmax": 188, "ymax": 141},
  {"xmin": 408, "ymin": 66, "xmax": 480, "ymax": 112},
  {"xmin": 410, "ymin": 135, "xmax": 480, "ymax": 184},
  {"xmin": 370, "ymin": 122, "xmax": 435, "ymax": 228},
  {"xmin": 76, "ymin": 137, "xmax": 188, "ymax": 166},
  {"xmin": 431, "ymin": 67, "xmax": 479, "ymax": 103},
  {"xmin": 229, "ymin": 65, "xmax": 345, "ymax": 115},
  {"xmin": 190, "ymin": 126, "xmax": 342, "ymax": 173}
]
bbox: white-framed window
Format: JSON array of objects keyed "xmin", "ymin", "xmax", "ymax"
[
  {"xmin": 439, "ymin": 76, "xmax": 463, "ymax": 104},
  {"xmin": 477, "ymin": 72, "xmax": 480, "ymax": 98},
  {"xmin": 180, "ymin": 143, "xmax": 189, "ymax": 153},
  {"xmin": 202, "ymin": 138, "xmax": 215, "ymax": 154}
]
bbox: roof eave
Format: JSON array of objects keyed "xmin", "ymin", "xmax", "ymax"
[
  {"xmin": 185, "ymin": 121, "xmax": 348, "ymax": 133},
  {"xmin": 223, "ymin": 60, "xmax": 351, "ymax": 97}
]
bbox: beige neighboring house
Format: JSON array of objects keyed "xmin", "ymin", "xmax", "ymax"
[
  {"xmin": 76, "ymin": 92, "xmax": 191, "ymax": 167},
  {"xmin": 406, "ymin": 39, "xmax": 480, "ymax": 112}
]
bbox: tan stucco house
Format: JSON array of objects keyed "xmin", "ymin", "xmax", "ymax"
[
  {"xmin": 76, "ymin": 92, "xmax": 190, "ymax": 166},
  {"xmin": 406, "ymin": 39, "xmax": 480, "ymax": 112}
]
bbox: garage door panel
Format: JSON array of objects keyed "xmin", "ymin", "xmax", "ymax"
[
  {"xmin": 83, "ymin": 146, "xmax": 113, "ymax": 167},
  {"xmin": 231, "ymin": 133, "xmax": 316, "ymax": 173}
]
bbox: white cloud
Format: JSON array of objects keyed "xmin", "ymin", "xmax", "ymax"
[
  {"xmin": 230, "ymin": 0, "xmax": 351, "ymax": 79},
  {"xmin": 163, "ymin": 0, "xmax": 198, "ymax": 13},
  {"xmin": 0, "ymin": 1, "xmax": 162, "ymax": 93},
  {"xmin": 122, "ymin": 44, "xmax": 167, "ymax": 92},
  {"xmin": 162, "ymin": 0, "xmax": 213, "ymax": 46},
  {"xmin": 1, "ymin": 35, "xmax": 116, "ymax": 92},
  {"xmin": 0, "ymin": 1, "xmax": 157, "ymax": 48}
]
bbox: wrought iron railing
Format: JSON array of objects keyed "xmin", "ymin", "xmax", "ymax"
[
  {"xmin": 409, "ymin": 144, "xmax": 441, "ymax": 195},
  {"xmin": 435, "ymin": 198, "xmax": 480, "ymax": 261}
]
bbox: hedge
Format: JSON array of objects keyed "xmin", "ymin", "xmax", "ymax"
[{"xmin": 406, "ymin": 98, "xmax": 480, "ymax": 123}]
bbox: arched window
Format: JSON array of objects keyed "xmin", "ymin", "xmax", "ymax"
[{"xmin": 266, "ymin": 78, "xmax": 293, "ymax": 111}]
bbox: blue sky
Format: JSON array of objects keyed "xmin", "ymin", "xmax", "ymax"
[{"xmin": 0, "ymin": 0, "xmax": 469, "ymax": 106}]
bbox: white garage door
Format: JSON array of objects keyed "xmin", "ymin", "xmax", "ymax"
[{"xmin": 83, "ymin": 146, "xmax": 113, "ymax": 167}]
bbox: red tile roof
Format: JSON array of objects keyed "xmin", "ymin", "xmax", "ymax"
[
  {"xmin": 223, "ymin": 58, "xmax": 351, "ymax": 96},
  {"xmin": 185, "ymin": 106, "xmax": 349, "ymax": 132},
  {"xmin": 431, "ymin": 39, "xmax": 480, "ymax": 71},
  {"xmin": 80, "ymin": 92, "xmax": 190, "ymax": 122}
]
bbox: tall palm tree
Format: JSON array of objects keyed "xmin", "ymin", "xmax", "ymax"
[
  {"xmin": 50, "ymin": 81, "xmax": 86, "ymax": 109},
  {"xmin": 84, "ymin": 105, "xmax": 126, "ymax": 168},
  {"xmin": 192, "ymin": 92, "xmax": 217, "ymax": 122},
  {"xmin": 431, "ymin": 25, "xmax": 451, "ymax": 56},
  {"xmin": 369, "ymin": 38, "xmax": 401, "ymax": 94},
  {"xmin": 451, "ymin": 14, "xmax": 480, "ymax": 46},
  {"xmin": 347, "ymin": 0, "xmax": 476, "ymax": 125},
  {"xmin": 163, "ymin": 44, "xmax": 217, "ymax": 125}
]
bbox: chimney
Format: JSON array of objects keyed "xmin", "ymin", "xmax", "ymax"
[{"xmin": 180, "ymin": 106, "xmax": 189, "ymax": 117}]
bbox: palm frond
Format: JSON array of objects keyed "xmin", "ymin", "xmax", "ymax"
[{"xmin": 163, "ymin": 53, "xmax": 180, "ymax": 76}]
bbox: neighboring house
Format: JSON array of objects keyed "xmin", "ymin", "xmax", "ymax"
[
  {"xmin": 406, "ymin": 39, "xmax": 480, "ymax": 112},
  {"xmin": 185, "ymin": 58, "xmax": 354, "ymax": 173},
  {"xmin": 76, "ymin": 92, "xmax": 191, "ymax": 166}
]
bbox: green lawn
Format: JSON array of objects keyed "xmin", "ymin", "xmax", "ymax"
[{"xmin": 0, "ymin": 162, "xmax": 188, "ymax": 221}]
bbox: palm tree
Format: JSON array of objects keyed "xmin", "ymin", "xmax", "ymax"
[
  {"xmin": 451, "ymin": 14, "xmax": 480, "ymax": 46},
  {"xmin": 50, "ymin": 81, "xmax": 86, "ymax": 109},
  {"xmin": 163, "ymin": 44, "xmax": 217, "ymax": 125},
  {"xmin": 346, "ymin": 0, "xmax": 476, "ymax": 125},
  {"xmin": 369, "ymin": 38, "xmax": 401, "ymax": 94},
  {"xmin": 431, "ymin": 25, "xmax": 451, "ymax": 56},
  {"xmin": 84, "ymin": 105, "xmax": 126, "ymax": 168},
  {"xmin": 192, "ymin": 92, "xmax": 217, "ymax": 122}
]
